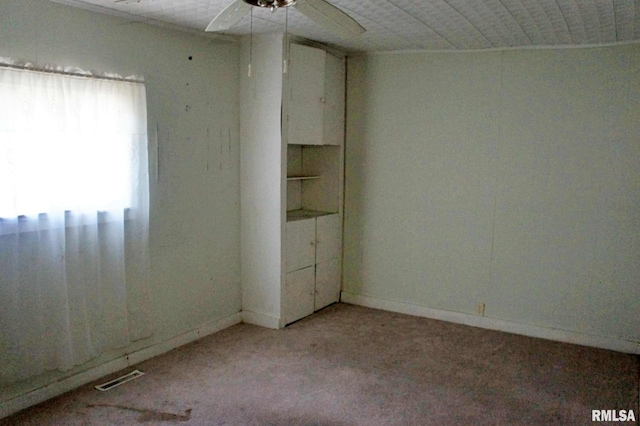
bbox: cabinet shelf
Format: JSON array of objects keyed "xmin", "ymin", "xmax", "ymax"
[
  {"xmin": 287, "ymin": 209, "xmax": 334, "ymax": 222},
  {"xmin": 287, "ymin": 175, "xmax": 321, "ymax": 181}
]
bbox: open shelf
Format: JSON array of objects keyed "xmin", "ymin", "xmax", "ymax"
[
  {"xmin": 287, "ymin": 144, "xmax": 340, "ymax": 215},
  {"xmin": 287, "ymin": 209, "xmax": 335, "ymax": 222}
]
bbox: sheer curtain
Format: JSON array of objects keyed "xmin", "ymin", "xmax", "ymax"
[{"xmin": 0, "ymin": 64, "xmax": 153, "ymax": 384}]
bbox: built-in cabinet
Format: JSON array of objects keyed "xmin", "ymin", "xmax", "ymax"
[
  {"xmin": 240, "ymin": 34, "xmax": 345, "ymax": 328},
  {"xmin": 283, "ymin": 41, "xmax": 345, "ymax": 325},
  {"xmin": 284, "ymin": 214, "xmax": 342, "ymax": 324}
]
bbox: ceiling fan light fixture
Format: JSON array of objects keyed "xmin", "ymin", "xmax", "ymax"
[
  {"xmin": 207, "ymin": 0, "xmax": 365, "ymax": 38},
  {"xmin": 243, "ymin": 0, "xmax": 296, "ymax": 10}
]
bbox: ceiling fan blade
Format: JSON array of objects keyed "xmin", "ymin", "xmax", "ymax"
[
  {"xmin": 293, "ymin": 0, "xmax": 365, "ymax": 38},
  {"xmin": 205, "ymin": 0, "xmax": 252, "ymax": 32}
]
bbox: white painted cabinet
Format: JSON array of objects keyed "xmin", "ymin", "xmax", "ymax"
[
  {"xmin": 240, "ymin": 35, "xmax": 344, "ymax": 329},
  {"xmin": 285, "ymin": 215, "xmax": 341, "ymax": 273},
  {"xmin": 283, "ymin": 266, "xmax": 315, "ymax": 325},
  {"xmin": 285, "ymin": 218, "xmax": 316, "ymax": 273},
  {"xmin": 323, "ymin": 52, "xmax": 346, "ymax": 147},
  {"xmin": 282, "ymin": 42, "xmax": 345, "ymax": 325},
  {"xmin": 285, "ymin": 43, "xmax": 344, "ymax": 219},
  {"xmin": 316, "ymin": 213, "xmax": 341, "ymax": 263},
  {"xmin": 284, "ymin": 214, "xmax": 342, "ymax": 325},
  {"xmin": 287, "ymin": 43, "xmax": 345, "ymax": 147},
  {"xmin": 288, "ymin": 43, "xmax": 325, "ymax": 146},
  {"xmin": 314, "ymin": 258, "xmax": 341, "ymax": 311}
]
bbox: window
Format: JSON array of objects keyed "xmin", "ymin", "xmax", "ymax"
[
  {"xmin": 0, "ymin": 63, "xmax": 153, "ymax": 384},
  {"xmin": 0, "ymin": 66, "xmax": 147, "ymax": 217}
]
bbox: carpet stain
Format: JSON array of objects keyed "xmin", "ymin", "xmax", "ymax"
[{"xmin": 88, "ymin": 404, "xmax": 192, "ymax": 423}]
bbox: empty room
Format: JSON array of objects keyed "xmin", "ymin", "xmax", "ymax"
[{"xmin": 1, "ymin": 0, "xmax": 638, "ymax": 424}]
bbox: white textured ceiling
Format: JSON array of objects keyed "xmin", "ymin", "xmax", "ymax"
[{"xmin": 50, "ymin": 0, "xmax": 640, "ymax": 52}]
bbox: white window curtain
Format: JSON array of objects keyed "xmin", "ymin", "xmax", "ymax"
[{"xmin": 0, "ymin": 63, "xmax": 153, "ymax": 384}]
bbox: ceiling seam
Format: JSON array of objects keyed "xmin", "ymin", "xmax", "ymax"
[
  {"xmin": 335, "ymin": 4, "xmax": 427, "ymax": 50},
  {"xmin": 613, "ymin": 0, "xmax": 619, "ymax": 41},
  {"xmin": 633, "ymin": 0, "xmax": 640, "ymax": 40},
  {"xmin": 461, "ymin": 0, "xmax": 512, "ymax": 46},
  {"xmin": 386, "ymin": 0, "xmax": 458, "ymax": 49},
  {"xmin": 603, "ymin": 0, "xmax": 619, "ymax": 42},
  {"xmin": 553, "ymin": 0, "xmax": 576, "ymax": 44},
  {"xmin": 519, "ymin": 0, "xmax": 558, "ymax": 44},
  {"xmin": 441, "ymin": 0, "xmax": 495, "ymax": 47},
  {"xmin": 495, "ymin": 0, "xmax": 534, "ymax": 44},
  {"xmin": 597, "ymin": 0, "xmax": 617, "ymax": 42},
  {"xmin": 578, "ymin": 0, "xmax": 603, "ymax": 44},
  {"xmin": 479, "ymin": 0, "xmax": 530, "ymax": 46},
  {"xmin": 612, "ymin": 0, "xmax": 637, "ymax": 42}
]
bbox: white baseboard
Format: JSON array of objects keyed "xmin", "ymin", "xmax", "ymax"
[
  {"xmin": 127, "ymin": 312, "xmax": 242, "ymax": 366},
  {"xmin": 1, "ymin": 312, "xmax": 243, "ymax": 419},
  {"xmin": 341, "ymin": 292, "xmax": 640, "ymax": 355},
  {"xmin": 242, "ymin": 310, "xmax": 281, "ymax": 329}
]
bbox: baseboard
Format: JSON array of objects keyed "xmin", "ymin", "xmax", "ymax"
[
  {"xmin": 127, "ymin": 312, "xmax": 242, "ymax": 366},
  {"xmin": 1, "ymin": 311, "xmax": 243, "ymax": 419},
  {"xmin": 341, "ymin": 292, "xmax": 640, "ymax": 355},
  {"xmin": 242, "ymin": 310, "xmax": 281, "ymax": 329}
]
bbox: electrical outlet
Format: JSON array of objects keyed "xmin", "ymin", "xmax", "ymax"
[{"xmin": 477, "ymin": 302, "xmax": 485, "ymax": 316}]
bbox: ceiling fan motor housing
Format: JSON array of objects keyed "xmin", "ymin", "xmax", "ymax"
[{"xmin": 243, "ymin": 0, "xmax": 297, "ymax": 10}]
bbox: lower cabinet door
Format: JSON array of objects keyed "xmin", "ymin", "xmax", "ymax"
[
  {"xmin": 284, "ymin": 266, "xmax": 315, "ymax": 325},
  {"xmin": 314, "ymin": 258, "xmax": 340, "ymax": 311}
]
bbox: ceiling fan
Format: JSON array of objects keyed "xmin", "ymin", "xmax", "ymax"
[{"xmin": 205, "ymin": 0, "xmax": 365, "ymax": 38}]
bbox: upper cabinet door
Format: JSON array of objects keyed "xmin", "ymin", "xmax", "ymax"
[
  {"xmin": 323, "ymin": 53, "xmax": 345, "ymax": 146},
  {"xmin": 288, "ymin": 43, "xmax": 325, "ymax": 146}
]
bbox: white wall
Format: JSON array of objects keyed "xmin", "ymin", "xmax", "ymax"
[
  {"xmin": 0, "ymin": 0, "xmax": 241, "ymax": 408},
  {"xmin": 345, "ymin": 44, "xmax": 640, "ymax": 352},
  {"xmin": 239, "ymin": 34, "xmax": 285, "ymax": 328}
]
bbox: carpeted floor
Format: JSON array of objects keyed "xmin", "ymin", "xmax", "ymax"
[{"xmin": 2, "ymin": 303, "xmax": 639, "ymax": 425}]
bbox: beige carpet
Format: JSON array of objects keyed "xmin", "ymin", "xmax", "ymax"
[{"xmin": 2, "ymin": 303, "xmax": 638, "ymax": 425}]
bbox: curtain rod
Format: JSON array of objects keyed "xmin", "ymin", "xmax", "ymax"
[{"xmin": 0, "ymin": 61, "xmax": 144, "ymax": 84}]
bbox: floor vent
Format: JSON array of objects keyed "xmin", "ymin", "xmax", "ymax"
[{"xmin": 95, "ymin": 370, "xmax": 145, "ymax": 391}]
